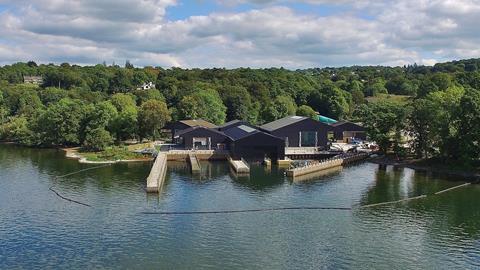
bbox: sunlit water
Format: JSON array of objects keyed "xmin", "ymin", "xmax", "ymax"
[{"xmin": 1, "ymin": 144, "xmax": 480, "ymax": 269}]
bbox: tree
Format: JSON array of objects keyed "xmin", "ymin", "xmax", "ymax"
[
  {"xmin": 351, "ymin": 88, "xmax": 365, "ymax": 105},
  {"xmin": 85, "ymin": 101, "xmax": 118, "ymax": 131},
  {"xmin": 273, "ymin": 95, "xmax": 297, "ymax": 119},
  {"xmin": 408, "ymin": 99, "xmax": 436, "ymax": 158},
  {"xmin": 132, "ymin": 89, "xmax": 165, "ymax": 105},
  {"xmin": 109, "ymin": 94, "xmax": 138, "ymax": 141},
  {"xmin": 357, "ymin": 100, "xmax": 408, "ymax": 154},
  {"xmin": 178, "ymin": 89, "xmax": 226, "ymax": 124},
  {"xmin": 221, "ymin": 86, "xmax": 254, "ymax": 122},
  {"xmin": 296, "ymin": 105, "xmax": 317, "ymax": 119},
  {"xmin": 309, "ymin": 82, "xmax": 349, "ymax": 119},
  {"xmin": 0, "ymin": 116, "xmax": 31, "ymax": 143},
  {"xmin": 35, "ymin": 98, "xmax": 87, "ymax": 146},
  {"xmin": 110, "ymin": 93, "xmax": 136, "ymax": 111},
  {"xmin": 83, "ymin": 128, "xmax": 114, "ymax": 151},
  {"xmin": 455, "ymin": 87, "xmax": 480, "ymax": 163},
  {"xmin": 364, "ymin": 80, "xmax": 388, "ymax": 97},
  {"xmin": 138, "ymin": 100, "xmax": 171, "ymax": 140}
]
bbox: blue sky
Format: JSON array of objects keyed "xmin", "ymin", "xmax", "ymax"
[{"xmin": 0, "ymin": 0, "xmax": 479, "ymax": 68}]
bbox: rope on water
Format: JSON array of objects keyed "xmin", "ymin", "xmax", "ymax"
[
  {"xmin": 434, "ymin": 183, "xmax": 471, "ymax": 195},
  {"xmin": 358, "ymin": 195, "xmax": 427, "ymax": 209},
  {"xmin": 141, "ymin": 206, "xmax": 352, "ymax": 215},
  {"xmin": 47, "ymin": 163, "xmax": 473, "ymax": 212},
  {"xmin": 141, "ymin": 182, "xmax": 474, "ymax": 215},
  {"xmin": 49, "ymin": 186, "xmax": 92, "ymax": 207},
  {"xmin": 49, "ymin": 164, "xmax": 112, "ymax": 207}
]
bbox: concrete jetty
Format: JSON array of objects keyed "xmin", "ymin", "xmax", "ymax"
[
  {"xmin": 188, "ymin": 153, "xmax": 201, "ymax": 173},
  {"xmin": 146, "ymin": 153, "xmax": 168, "ymax": 193},
  {"xmin": 286, "ymin": 153, "xmax": 368, "ymax": 178},
  {"xmin": 228, "ymin": 157, "xmax": 250, "ymax": 174}
]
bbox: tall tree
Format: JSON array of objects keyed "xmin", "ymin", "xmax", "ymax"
[{"xmin": 138, "ymin": 100, "xmax": 171, "ymax": 140}]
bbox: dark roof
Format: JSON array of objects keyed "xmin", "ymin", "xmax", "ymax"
[
  {"xmin": 330, "ymin": 121, "xmax": 363, "ymax": 128},
  {"xmin": 260, "ymin": 116, "xmax": 308, "ymax": 132},
  {"xmin": 216, "ymin": 120, "xmax": 244, "ymax": 130},
  {"xmin": 179, "ymin": 119, "xmax": 217, "ymax": 128},
  {"xmin": 223, "ymin": 125, "xmax": 260, "ymax": 140},
  {"xmin": 174, "ymin": 126, "xmax": 227, "ymax": 138}
]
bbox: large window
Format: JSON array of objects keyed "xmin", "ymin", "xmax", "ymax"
[{"xmin": 300, "ymin": 131, "xmax": 317, "ymax": 147}]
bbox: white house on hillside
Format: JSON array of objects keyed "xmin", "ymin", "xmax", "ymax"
[{"xmin": 137, "ymin": 82, "xmax": 155, "ymax": 90}]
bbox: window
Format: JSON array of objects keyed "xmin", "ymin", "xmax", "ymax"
[{"xmin": 300, "ymin": 131, "xmax": 317, "ymax": 147}]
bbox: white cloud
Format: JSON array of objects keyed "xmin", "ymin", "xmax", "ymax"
[{"xmin": 0, "ymin": 0, "xmax": 480, "ymax": 68}]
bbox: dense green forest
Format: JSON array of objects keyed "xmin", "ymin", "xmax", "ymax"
[{"xmin": 0, "ymin": 59, "xmax": 479, "ymax": 165}]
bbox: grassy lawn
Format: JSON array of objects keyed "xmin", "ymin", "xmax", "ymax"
[
  {"xmin": 366, "ymin": 94, "xmax": 411, "ymax": 104},
  {"xmin": 80, "ymin": 146, "xmax": 147, "ymax": 162}
]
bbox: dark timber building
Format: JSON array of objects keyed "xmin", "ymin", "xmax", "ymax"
[
  {"xmin": 331, "ymin": 121, "xmax": 366, "ymax": 142},
  {"xmin": 171, "ymin": 119, "xmax": 217, "ymax": 141},
  {"xmin": 260, "ymin": 116, "xmax": 333, "ymax": 149},
  {"xmin": 223, "ymin": 125, "xmax": 285, "ymax": 161},
  {"xmin": 174, "ymin": 126, "xmax": 230, "ymax": 150}
]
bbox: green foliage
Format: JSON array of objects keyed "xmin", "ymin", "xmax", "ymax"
[
  {"xmin": 357, "ymin": 100, "xmax": 408, "ymax": 153},
  {"xmin": 273, "ymin": 95, "xmax": 297, "ymax": 119},
  {"xmin": 296, "ymin": 105, "xmax": 317, "ymax": 119},
  {"xmin": 138, "ymin": 99, "xmax": 171, "ymax": 140},
  {"xmin": 309, "ymin": 82, "xmax": 349, "ymax": 119},
  {"xmin": 83, "ymin": 128, "xmax": 114, "ymax": 151},
  {"xmin": 35, "ymin": 98, "xmax": 87, "ymax": 146},
  {"xmin": 0, "ymin": 59, "xmax": 480, "ymax": 164},
  {"xmin": 81, "ymin": 146, "xmax": 143, "ymax": 161},
  {"xmin": 178, "ymin": 89, "xmax": 226, "ymax": 124},
  {"xmin": 133, "ymin": 89, "xmax": 165, "ymax": 105},
  {"xmin": 456, "ymin": 88, "xmax": 480, "ymax": 163},
  {"xmin": 0, "ymin": 116, "xmax": 32, "ymax": 143},
  {"xmin": 221, "ymin": 86, "xmax": 254, "ymax": 122}
]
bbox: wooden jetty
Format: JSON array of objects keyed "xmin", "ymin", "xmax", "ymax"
[
  {"xmin": 228, "ymin": 157, "xmax": 250, "ymax": 174},
  {"xmin": 188, "ymin": 153, "xmax": 201, "ymax": 173},
  {"xmin": 146, "ymin": 153, "xmax": 168, "ymax": 193},
  {"xmin": 286, "ymin": 153, "xmax": 369, "ymax": 178}
]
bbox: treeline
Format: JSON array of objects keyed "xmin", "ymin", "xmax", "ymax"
[{"xmin": 0, "ymin": 59, "xmax": 479, "ymax": 163}]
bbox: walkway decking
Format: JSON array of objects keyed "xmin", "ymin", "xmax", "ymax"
[
  {"xmin": 188, "ymin": 153, "xmax": 201, "ymax": 172},
  {"xmin": 146, "ymin": 153, "xmax": 168, "ymax": 193},
  {"xmin": 229, "ymin": 157, "xmax": 250, "ymax": 174},
  {"xmin": 286, "ymin": 153, "xmax": 369, "ymax": 178}
]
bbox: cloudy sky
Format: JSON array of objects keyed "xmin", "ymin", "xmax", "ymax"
[{"xmin": 0, "ymin": 0, "xmax": 479, "ymax": 68}]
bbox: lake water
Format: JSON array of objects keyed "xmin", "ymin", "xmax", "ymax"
[{"xmin": 1, "ymin": 144, "xmax": 480, "ymax": 269}]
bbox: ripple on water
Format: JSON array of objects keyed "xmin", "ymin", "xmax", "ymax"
[{"xmin": 1, "ymin": 145, "xmax": 480, "ymax": 269}]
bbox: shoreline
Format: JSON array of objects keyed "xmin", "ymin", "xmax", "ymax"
[
  {"xmin": 368, "ymin": 156, "xmax": 480, "ymax": 181},
  {"xmin": 63, "ymin": 148, "xmax": 153, "ymax": 164}
]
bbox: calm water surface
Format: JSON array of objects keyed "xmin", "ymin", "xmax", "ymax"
[{"xmin": 1, "ymin": 144, "xmax": 480, "ymax": 269}]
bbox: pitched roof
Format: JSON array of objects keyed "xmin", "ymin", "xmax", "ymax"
[
  {"xmin": 223, "ymin": 125, "xmax": 260, "ymax": 140},
  {"xmin": 174, "ymin": 126, "xmax": 227, "ymax": 138},
  {"xmin": 216, "ymin": 120, "xmax": 243, "ymax": 130},
  {"xmin": 260, "ymin": 116, "xmax": 307, "ymax": 132},
  {"xmin": 179, "ymin": 119, "xmax": 217, "ymax": 129},
  {"xmin": 330, "ymin": 121, "xmax": 365, "ymax": 130}
]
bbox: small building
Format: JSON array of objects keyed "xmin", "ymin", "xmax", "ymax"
[
  {"xmin": 23, "ymin": 76, "xmax": 43, "ymax": 85},
  {"xmin": 260, "ymin": 116, "xmax": 333, "ymax": 149},
  {"xmin": 171, "ymin": 119, "xmax": 217, "ymax": 141},
  {"xmin": 174, "ymin": 126, "xmax": 230, "ymax": 150},
  {"xmin": 137, "ymin": 82, "xmax": 155, "ymax": 90},
  {"xmin": 331, "ymin": 121, "xmax": 366, "ymax": 142},
  {"xmin": 223, "ymin": 125, "xmax": 285, "ymax": 161}
]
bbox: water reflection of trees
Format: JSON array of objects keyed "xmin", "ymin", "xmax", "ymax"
[
  {"xmin": 358, "ymin": 164, "xmax": 480, "ymax": 240},
  {"xmin": 230, "ymin": 165, "xmax": 286, "ymax": 191}
]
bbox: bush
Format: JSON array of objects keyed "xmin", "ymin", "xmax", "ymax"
[{"xmin": 83, "ymin": 128, "xmax": 113, "ymax": 151}]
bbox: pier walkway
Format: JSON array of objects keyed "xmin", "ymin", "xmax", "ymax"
[
  {"xmin": 229, "ymin": 157, "xmax": 250, "ymax": 174},
  {"xmin": 146, "ymin": 153, "xmax": 168, "ymax": 193},
  {"xmin": 286, "ymin": 153, "xmax": 369, "ymax": 178},
  {"xmin": 188, "ymin": 153, "xmax": 201, "ymax": 173}
]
